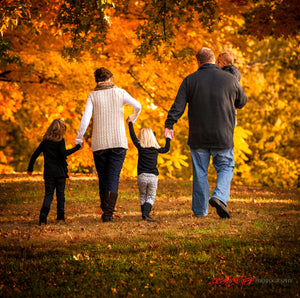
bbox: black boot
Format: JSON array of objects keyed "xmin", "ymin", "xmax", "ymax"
[
  {"xmin": 101, "ymin": 191, "xmax": 110, "ymax": 222},
  {"xmin": 102, "ymin": 191, "xmax": 118, "ymax": 223},
  {"xmin": 56, "ymin": 212, "xmax": 65, "ymax": 221},
  {"xmin": 39, "ymin": 206, "xmax": 49, "ymax": 225},
  {"xmin": 142, "ymin": 203, "xmax": 157, "ymax": 222},
  {"xmin": 100, "ymin": 191, "xmax": 106, "ymax": 213},
  {"xmin": 141, "ymin": 204, "xmax": 145, "ymax": 220}
]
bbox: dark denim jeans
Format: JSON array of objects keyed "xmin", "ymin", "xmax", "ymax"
[
  {"xmin": 93, "ymin": 148, "xmax": 127, "ymax": 196},
  {"xmin": 43, "ymin": 177, "xmax": 66, "ymax": 215}
]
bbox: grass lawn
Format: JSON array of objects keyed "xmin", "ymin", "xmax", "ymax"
[{"xmin": 0, "ymin": 173, "xmax": 299, "ymax": 297}]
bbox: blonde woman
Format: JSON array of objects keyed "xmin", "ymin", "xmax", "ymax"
[
  {"xmin": 27, "ymin": 119, "xmax": 82, "ymax": 225},
  {"xmin": 127, "ymin": 118, "xmax": 172, "ymax": 221}
]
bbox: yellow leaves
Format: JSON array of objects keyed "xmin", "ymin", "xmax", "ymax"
[
  {"xmin": 0, "ymin": 82, "xmax": 23, "ymax": 122},
  {"xmin": 73, "ymin": 253, "xmax": 90, "ymax": 261},
  {"xmin": 243, "ymin": 71, "xmax": 265, "ymax": 98},
  {"xmin": 0, "ymin": 160, "xmax": 14, "ymax": 174},
  {"xmin": 57, "ymin": 105, "xmax": 64, "ymax": 114},
  {"xmin": 68, "ymin": 142, "xmax": 94, "ymax": 172},
  {"xmin": 0, "ymin": 151, "xmax": 8, "ymax": 164},
  {"xmin": 234, "ymin": 126, "xmax": 252, "ymax": 160},
  {"xmin": 257, "ymin": 153, "xmax": 298, "ymax": 188},
  {"xmin": 0, "ymin": 0, "xmax": 298, "ymax": 189},
  {"xmin": 0, "ymin": 5, "xmax": 24, "ymax": 34},
  {"xmin": 187, "ymin": 31, "xmax": 197, "ymax": 37}
]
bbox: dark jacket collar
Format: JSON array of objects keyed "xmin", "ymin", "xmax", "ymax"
[{"xmin": 197, "ymin": 63, "xmax": 221, "ymax": 71}]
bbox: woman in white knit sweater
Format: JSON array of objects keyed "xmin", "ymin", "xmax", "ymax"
[{"xmin": 76, "ymin": 68, "xmax": 141, "ymax": 222}]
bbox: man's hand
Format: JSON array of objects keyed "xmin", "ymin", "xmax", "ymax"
[{"xmin": 165, "ymin": 128, "xmax": 174, "ymax": 139}]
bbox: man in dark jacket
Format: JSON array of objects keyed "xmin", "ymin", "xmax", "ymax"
[{"xmin": 164, "ymin": 47, "xmax": 247, "ymax": 218}]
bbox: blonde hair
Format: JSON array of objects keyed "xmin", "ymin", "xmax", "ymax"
[
  {"xmin": 138, "ymin": 128, "xmax": 160, "ymax": 149},
  {"xmin": 43, "ymin": 119, "xmax": 66, "ymax": 142}
]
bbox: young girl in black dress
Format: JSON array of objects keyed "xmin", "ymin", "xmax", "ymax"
[
  {"xmin": 27, "ymin": 119, "xmax": 82, "ymax": 225},
  {"xmin": 127, "ymin": 117, "xmax": 171, "ymax": 222}
]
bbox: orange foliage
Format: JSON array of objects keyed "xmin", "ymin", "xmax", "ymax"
[{"xmin": 0, "ymin": 1, "xmax": 299, "ymax": 188}]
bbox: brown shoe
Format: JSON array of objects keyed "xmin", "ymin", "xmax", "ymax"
[{"xmin": 209, "ymin": 197, "xmax": 230, "ymax": 218}]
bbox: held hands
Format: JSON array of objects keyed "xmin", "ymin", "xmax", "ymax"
[
  {"xmin": 126, "ymin": 116, "xmax": 132, "ymax": 124},
  {"xmin": 166, "ymin": 132, "xmax": 173, "ymax": 139},
  {"xmin": 75, "ymin": 141, "xmax": 84, "ymax": 150},
  {"xmin": 164, "ymin": 128, "xmax": 174, "ymax": 140}
]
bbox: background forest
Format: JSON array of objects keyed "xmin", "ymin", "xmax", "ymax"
[{"xmin": 1, "ymin": 0, "xmax": 299, "ymax": 188}]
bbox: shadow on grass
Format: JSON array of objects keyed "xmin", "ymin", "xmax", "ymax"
[{"xmin": 0, "ymin": 174, "xmax": 299, "ymax": 297}]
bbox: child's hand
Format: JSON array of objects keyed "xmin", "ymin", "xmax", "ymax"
[
  {"xmin": 79, "ymin": 142, "xmax": 84, "ymax": 150},
  {"xmin": 166, "ymin": 133, "xmax": 172, "ymax": 139},
  {"xmin": 165, "ymin": 128, "xmax": 174, "ymax": 139},
  {"xmin": 27, "ymin": 171, "xmax": 32, "ymax": 176},
  {"xmin": 126, "ymin": 117, "xmax": 132, "ymax": 124}
]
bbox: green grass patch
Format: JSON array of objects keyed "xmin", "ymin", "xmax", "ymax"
[{"xmin": 0, "ymin": 174, "xmax": 299, "ymax": 297}]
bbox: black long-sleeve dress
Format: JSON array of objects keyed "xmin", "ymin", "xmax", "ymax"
[{"xmin": 27, "ymin": 139, "xmax": 80, "ymax": 178}]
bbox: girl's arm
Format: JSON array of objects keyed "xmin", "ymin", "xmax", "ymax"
[
  {"xmin": 158, "ymin": 138, "xmax": 171, "ymax": 153},
  {"xmin": 66, "ymin": 144, "xmax": 81, "ymax": 156},
  {"xmin": 27, "ymin": 142, "xmax": 43, "ymax": 173},
  {"xmin": 59, "ymin": 139, "xmax": 81, "ymax": 157},
  {"xmin": 128, "ymin": 121, "xmax": 141, "ymax": 149}
]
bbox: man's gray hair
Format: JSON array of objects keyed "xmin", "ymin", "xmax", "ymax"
[{"xmin": 196, "ymin": 47, "xmax": 215, "ymax": 64}]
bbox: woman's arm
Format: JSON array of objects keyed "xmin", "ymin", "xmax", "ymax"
[
  {"xmin": 76, "ymin": 95, "xmax": 93, "ymax": 145},
  {"xmin": 123, "ymin": 90, "xmax": 141, "ymax": 123}
]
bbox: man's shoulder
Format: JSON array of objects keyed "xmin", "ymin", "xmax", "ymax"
[
  {"xmin": 185, "ymin": 64, "xmax": 223, "ymax": 79},
  {"xmin": 185, "ymin": 71, "xmax": 199, "ymax": 80}
]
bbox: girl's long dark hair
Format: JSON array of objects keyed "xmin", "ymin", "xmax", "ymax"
[{"xmin": 43, "ymin": 119, "xmax": 66, "ymax": 142}]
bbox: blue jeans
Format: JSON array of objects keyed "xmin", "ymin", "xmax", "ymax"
[
  {"xmin": 93, "ymin": 148, "xmax": 127, "ymax": 195},
  {"xmin": 190, "ymin": 148, "xmax": 235, "ymax": 216}
]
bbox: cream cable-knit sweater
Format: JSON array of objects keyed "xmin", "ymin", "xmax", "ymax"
[
  {"xmin": 76, "ymin": 87, "xmax": 141, "ymax": 152},
  {"xmin": 91, "ymin": 88, "xmax": 127, "ymax": 151}
]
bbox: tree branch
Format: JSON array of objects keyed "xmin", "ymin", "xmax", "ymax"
[
  {"xmin": 0, "ymin": 70, "xmax": 12, "ymax": 77},
  {"xmin": 0, "ymin": 77, "xmax": 64, "ymax": 86},
  {"xmin": 127, "ymin": 66, "xmax": 169, "ymax": 113}
]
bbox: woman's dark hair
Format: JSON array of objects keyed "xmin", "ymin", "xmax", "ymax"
[{"xmin": 94, "ymin": 67, "xmax": 113, "ymax": 83}]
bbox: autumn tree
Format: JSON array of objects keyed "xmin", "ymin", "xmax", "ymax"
[{"xmin": 0, "ymin": 0, "xmax": 299, "ymax": 188}]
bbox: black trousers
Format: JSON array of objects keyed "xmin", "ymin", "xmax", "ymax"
[
  {"xmin": 93, "ymin": 148, "xmax": 127, "ymax": 197},
  {"xmin": 43, "ymin": 177, "xmax": 66, "ymax": 215}
]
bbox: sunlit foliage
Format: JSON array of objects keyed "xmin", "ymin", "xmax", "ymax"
[{"xmin": 0, "ymin": 0, "xmax": 299, "ymax": 188}]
